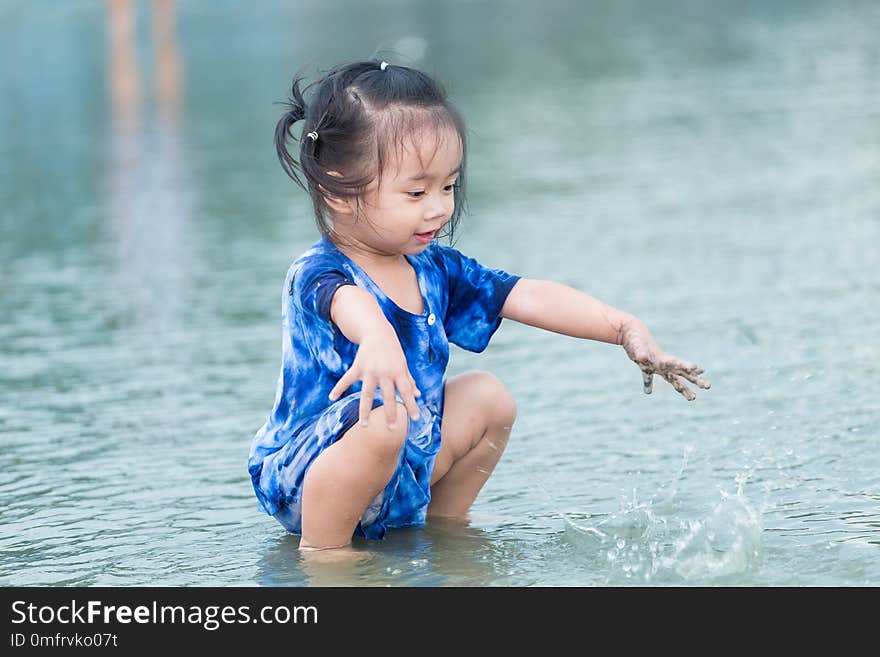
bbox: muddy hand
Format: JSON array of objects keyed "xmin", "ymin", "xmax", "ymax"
[{"xmin": 618, "ymin": 318, "xmax": 711, "ymax": 401}]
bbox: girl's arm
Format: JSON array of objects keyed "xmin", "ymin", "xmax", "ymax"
[
  {"xmin": 327, "ymin": 285, "xmax": 421, "ymax": 427},
  {"xmin": 500, "ymin": 278, "xmax": 711, "ymax": 400}
]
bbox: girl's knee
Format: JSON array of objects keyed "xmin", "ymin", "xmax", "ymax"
[
  {"xmin": 470, "ymin": 371, "xmax": 517, "ymax": 427},
  {"xmin": 356, "ymin": 403, "xmax": 408, "ymax": 458}
]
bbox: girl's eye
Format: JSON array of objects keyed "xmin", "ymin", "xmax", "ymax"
[
  {"xmin": 407, "ymin": 191, "xmax": 425, "ymax": 198},
  {"xmin": 443, "ymin": 184, "xmax": 455, "ymax": 192}
]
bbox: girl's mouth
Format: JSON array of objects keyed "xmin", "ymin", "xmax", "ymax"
[{"xmin": 414, "ymin": 230, "xmax": 437, "ymax": 244}]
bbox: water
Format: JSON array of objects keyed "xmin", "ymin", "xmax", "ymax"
[{"xmin": 1, "ymin": 0, "xmax": 878, "ymax": 586}]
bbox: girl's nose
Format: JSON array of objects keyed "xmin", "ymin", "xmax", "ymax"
[{"xmin": 424, "ymin": 197, "xmax": 450, "ymax": 221}]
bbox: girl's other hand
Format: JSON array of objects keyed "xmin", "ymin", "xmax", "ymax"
[
  {"xmin": 328, "ymin": 327, "xmax": 421, "ymax": 428},
  {"xmin": 618, "ymin": 318, "xmax": 711, "ymax": 402}
]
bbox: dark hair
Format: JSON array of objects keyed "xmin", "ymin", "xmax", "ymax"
[{"xmin": 274, "ymin": 60, "xmax": 467, "ymax": 242}]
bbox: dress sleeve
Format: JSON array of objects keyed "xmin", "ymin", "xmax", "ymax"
[
  {"xmin": 438, "ymin": 245, "xmax": 521, "ymax": 353},
  {"xmin": 289, "ymin": 261, "xmax": 355, "ymax": 325}
]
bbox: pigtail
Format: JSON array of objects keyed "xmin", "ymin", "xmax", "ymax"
[{"xmin": 274, "ymin": 75, "xmax": 311, "ymax": 192}]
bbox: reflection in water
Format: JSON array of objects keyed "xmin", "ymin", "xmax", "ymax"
[
  {"xmin": 106, "ymin": 0, "xmax": 192, "ymax": 334},
  {"xmin": 254, "ymin": 518, "xmax": 507, "ymax": 587}
]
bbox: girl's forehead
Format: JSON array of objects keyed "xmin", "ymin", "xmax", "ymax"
[{"xmin": 384, "ymin": 127, "xmax": 462, "ymax": 181}]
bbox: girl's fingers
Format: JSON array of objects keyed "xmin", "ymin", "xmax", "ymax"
[
  {"xmin": 642, "ymin": 370, "xmax": 654, "ymax": 394},
  {"xmin": 663, "ymin": 372, "xmax": 696, "ymax": 401},
  {"xmin": 359, "ymin": 375, "xmax": 376, "ymax": 426},
  {"xmin": 380, "ymin": 378, "xmax": 397, "ymax": 429},
  {"xmin": 658, "ymin": 356, "xmax": 693, "ymax": 373},
  {"xmin": 398, "ymin": 378, "xmax": 420, "ymax": 422},
  {"xmin": 657, "ymin": 357, "xmax": 707, "ymax": 377},
  {"xmin": 677, "ymin": 360, "xmax": 705, "ymax": 377},
  {"xmin": 661, "ymin": 358, "xmax": 710, "ymax": 390},
  {"xmin": 679, "ymin": 369, "xmax": 712, "ymax": 390},
  {"xmin": 329, "ymin": 368, "xmax": 356, "ymax": 401}
]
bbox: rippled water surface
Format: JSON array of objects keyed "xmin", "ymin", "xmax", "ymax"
[{"xmin": 2, "ymin": 0, "xmax": 878, "ymax": 586}]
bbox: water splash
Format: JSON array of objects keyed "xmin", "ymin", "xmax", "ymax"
[
  {"xmin": 541, "ymin": 449, "xmax": 764, "ymax": 584},
  {"xmin": 652, "ymin": 444, "xmax": 693, "ymax": 514},
  {"xmin": 663, "ymin": 473, "xmax": 763, "ymax": 582}
]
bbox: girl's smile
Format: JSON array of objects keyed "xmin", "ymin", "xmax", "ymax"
[{"xmin": 414, "ymin": 229, "xmax": 438, "ymax": 244}]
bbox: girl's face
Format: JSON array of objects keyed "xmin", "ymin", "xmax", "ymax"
[{"xmin": 332, "ymin": 125, "xmax": 462, "ymax": 257}]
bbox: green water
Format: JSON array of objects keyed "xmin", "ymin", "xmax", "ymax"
[{"xmin": 1, "ymin": 0, "xmax": 878, "ymax": 586}]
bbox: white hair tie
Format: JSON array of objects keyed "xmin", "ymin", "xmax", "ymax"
[
  {"xmin": 380, "ymin": 61, "xmax": 389, "ymax": 71},
  {"xmin": 306, "ymin": 131, "xmax": 318, "ymax": 142}
]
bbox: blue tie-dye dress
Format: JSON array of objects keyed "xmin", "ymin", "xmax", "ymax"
[{"xmin": 247, "ymin": 235, "xmax": 520, "ymax": 539}]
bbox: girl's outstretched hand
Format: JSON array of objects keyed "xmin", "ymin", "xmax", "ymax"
[
  {"xmin": 328, "ymin": 326, "xmax": 421, "ymax": 429},
  {"xmin": 617, "ymin": 318, "xmax": 711, "ymax": 401}
]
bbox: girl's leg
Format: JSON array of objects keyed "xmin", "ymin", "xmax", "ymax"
[
  {"xmin": 299, "ymin": 402, "xmax": 408, "ymax": 550},
  {"xmin": 428, "ymin": 371, "xmax": 516, "ymax": 518}
]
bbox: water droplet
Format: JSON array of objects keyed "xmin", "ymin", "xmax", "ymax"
[{"xmin": 617, "ymin": 538, "xmax": 626, "ymax": 549}]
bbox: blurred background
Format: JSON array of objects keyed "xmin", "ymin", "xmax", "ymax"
[{"xmin": 1, "ymin": 0, "xmax": 877, "ymax": 586}]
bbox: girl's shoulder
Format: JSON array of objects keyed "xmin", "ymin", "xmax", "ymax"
[
  {"xmin": 280, "ymin": 237, "xmax": 354, "ymax": 302},
  {"xmin": 420, "ymin": 242, "xmax": 520, "ymax": 296},
  {"xmin": 419, "ymin": 241, "xmax": 495, "ymax": 280},
  {"xmin": 287, "ymin": 236, "xmax": 351, "ymax": 279},
  {"xmin": 418, "ymin": 241, "xmax": 470, "ymax": 273}
]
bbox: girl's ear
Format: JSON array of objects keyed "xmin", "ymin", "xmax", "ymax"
[
  {"xmin": 320, "ymin": 189, "xmax": 353, "ymax": 215},
  {"xmin": 320, "ymin": 171, "xmax": 354, "ymax": 215}
]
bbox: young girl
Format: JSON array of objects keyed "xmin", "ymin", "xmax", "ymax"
[{"xmin": 248, "ymin": 59, "xmax": 711, "ymax": 551}]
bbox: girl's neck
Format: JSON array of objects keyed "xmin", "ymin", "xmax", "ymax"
[{"xmin": 327, "ymin": 230, "xmax": 406, "ymax": 270}]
